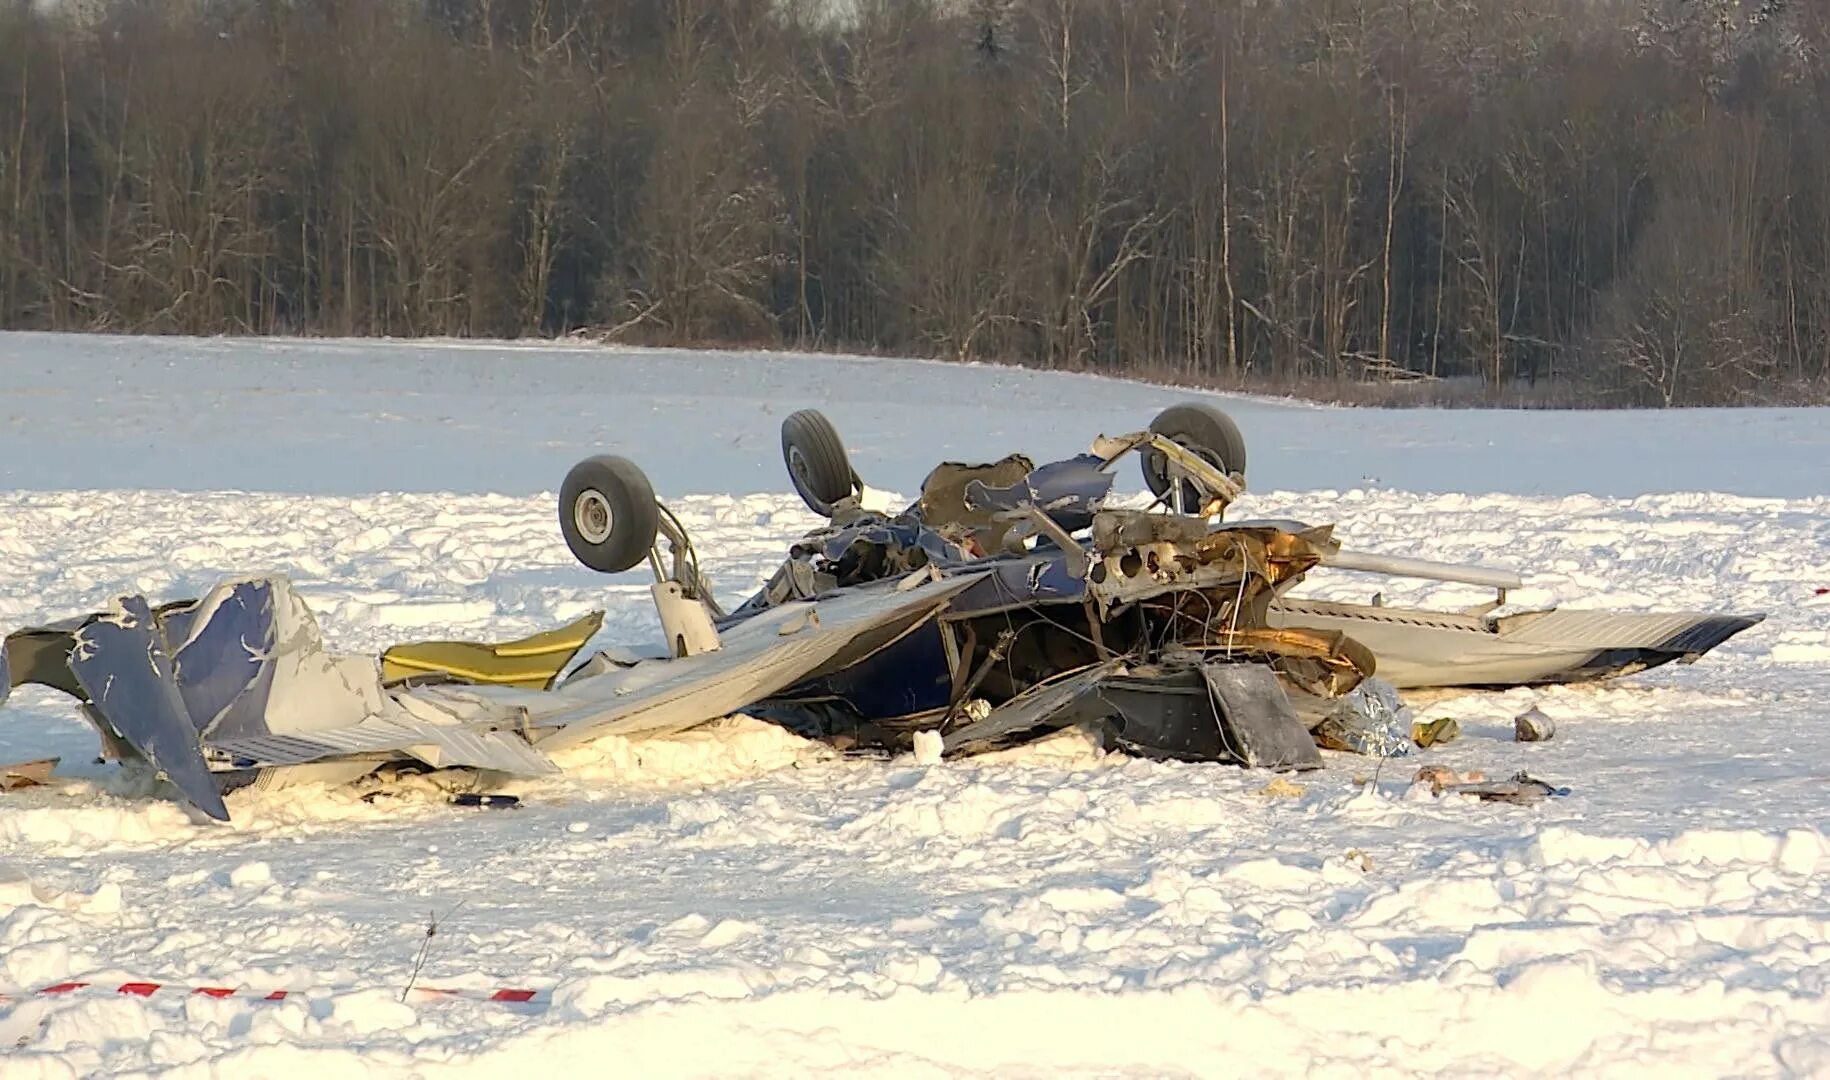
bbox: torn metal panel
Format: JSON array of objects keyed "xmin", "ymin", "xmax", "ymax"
[
  {"xmin": 4, "ymin": 623, "xmax": 88, "ymax": 699},
  {"xmin": 1088, "ymin": 661, "xmax": 1317, "ymax": 768},
  {"xmin": 162, "ymin": 581, "xmax": 279, "ymax": 741},
  {"xmin": 69, "ymin": 596, "xmax": 230, "ymax": 821},
  {"xmin": 206, "ymin": 706, "xmax": 556, "ymax": 777},
  {"xmin": 916, "ymin": 454, "xmax": 1036, "ymax": 538},
  {"xmin": 963, "ymin": 453, "xmax": 1114, "ymax": 535},
  {"xmin": 1084, "ymin": 512, "xmax": 1332, "ymax": 617},
  {"xmin": 1096, "ymin": 668, "xmax": 1231, "ymax": 762},
  {"xmin": 1199, "ymin": 663, "xmax": 1322, "ymax": 771},
  {"xmin": 942, "ymin": 660, "xmax": 1127, "ymax": 756},
  {"xmin": 242, "ymin": 580, "xmax": 388, "ymax": 738}
]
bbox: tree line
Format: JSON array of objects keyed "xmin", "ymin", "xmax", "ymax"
[{"xmin": 1, "ymin": 0, "xmax": 1826, "ymax": 405}]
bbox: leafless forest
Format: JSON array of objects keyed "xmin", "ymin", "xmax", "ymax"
[{"xmin": 1, "ymin": 0, "xmax": 1826, "ymax": 404}]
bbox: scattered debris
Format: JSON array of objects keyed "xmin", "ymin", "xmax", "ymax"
[
  {"xmin": 1258, "ymin": 776, "xmax": 1305, "ymax": 798},
  {"xmin": 450, "ymin": 793, "xmax": 520, "ymax": 809},
  {"xmin": 1444, "ymin": 772, "xmax": 1569, "ymax": 804},
  {"xmin": 1413, "ymin": 764, "xmax": 1452, "ymax": 792},
  {"xmin": 0, "ymin": 402, "xmax": 1751, "ymax": 822},
  {"xmin": 1514, "ymin": 707, "xmax": 1557, "ymax": 743},
  {"xmin": 1415, "ymin": 766, "xmax": 1566, "ymax": 803},
  {"xmin": 1, "ymin": 757, "xmax": 58, "ymax": 790},
  {"xmin": 2, "ymin": 979, "xmax": 542, "ymax": 1007},
  {"xmin": 1411, "ymin": 717, "xmax": 1460, "ymax": 748}
]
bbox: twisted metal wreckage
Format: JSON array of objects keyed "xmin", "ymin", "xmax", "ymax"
[{"xmin": 1, "ymin": 405, "xmax": 1762, "ymax": 822}]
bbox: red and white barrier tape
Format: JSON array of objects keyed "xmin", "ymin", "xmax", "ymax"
[{"xmin": 0, "ymin": 981, "xmax": 544, "ymax": 1005}]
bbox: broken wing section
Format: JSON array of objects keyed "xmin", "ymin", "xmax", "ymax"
[
  {"xmin": 429, "ymin": 570, "xmax": 990, "ymax": 751},
  {"xmin": 1268, "ymin": 599, "xmax": 1764, "ymax": 689},
  {"xmin": 248, "ymin": 571, "xmax": 980, "ymax": 776}
]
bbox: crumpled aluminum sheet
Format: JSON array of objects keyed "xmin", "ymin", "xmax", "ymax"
[{"xmin": 1315, "ymin": 676, "xmax": 1413, "ymax": 758}]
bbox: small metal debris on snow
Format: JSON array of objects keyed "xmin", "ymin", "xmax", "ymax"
[
  {"xmin": 1414, "ymin": 765, "xmax": 1568, "ymax": 803},
  {"xmin": 1514, "ymin": 706, "xmax": 1557, "ymax": 742},
  {"xmin": 1411, "ymin": 717, "xmax": 1460, "ymax": 748}
]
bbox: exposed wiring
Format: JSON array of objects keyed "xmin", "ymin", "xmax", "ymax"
[
  {"xmin": 1199, "ymin": 675, "xmax": 1246, "ymax": 763},
  {"xmin": 1225, "ymin": 563, "xmax": 1250, "ymax": 658}
]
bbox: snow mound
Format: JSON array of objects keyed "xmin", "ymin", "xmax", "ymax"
[{"xmin": 1, "ymin": 334, "xmax": 1827, "ymax": 1075}]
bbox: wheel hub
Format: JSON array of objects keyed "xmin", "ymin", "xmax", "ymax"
[{"xmin": 574, "ymin": 489, "xmax": 614, "ymax": 545}]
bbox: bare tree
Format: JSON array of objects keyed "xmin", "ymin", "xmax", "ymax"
[{"xmin": 0, "ymin": 0, "xmax": 1824, "ymax": 403}]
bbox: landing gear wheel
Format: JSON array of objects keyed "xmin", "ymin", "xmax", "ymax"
[
  {"xmin": 781, "ymin": 409, "xmax": 858, "ymax": 517},
  {"xmin": 559, "ymin": 455, "xmax": 660, "ymax": 573},
  {"xmin": 1140, "ymin": 402, "xmax": 1248, "ymax": 510}
]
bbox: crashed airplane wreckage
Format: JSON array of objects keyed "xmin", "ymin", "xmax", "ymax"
[{"xmin": 1, "ymin": 404, "xmax": 1762, "ymax": 822}]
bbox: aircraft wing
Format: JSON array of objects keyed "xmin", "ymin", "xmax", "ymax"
[{"xmin": 414, "ymin": 569, "xmax": 986, "ymax": 750}]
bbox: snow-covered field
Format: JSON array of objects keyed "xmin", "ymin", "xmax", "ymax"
[{"xmin": 1, "ymin": 333, "xmax": 1828, "ymax": 1077}]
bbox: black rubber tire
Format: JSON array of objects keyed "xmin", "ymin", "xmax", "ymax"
[
  {"xmin": 558, "ymin": 455, "xmax": 660, "ymax": 573},
  {"xmin": 1140, "ymin": 402, "xmax": 1249, "ymax": 506},
  {"xmin": 781, "ymin": 408, "xmax": 857, "ymax": 516}
]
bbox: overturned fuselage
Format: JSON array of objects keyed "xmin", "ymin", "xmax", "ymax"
[{"xmin": 0, "ymin": 407, "xmax": 1764, "ymax": 822}]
